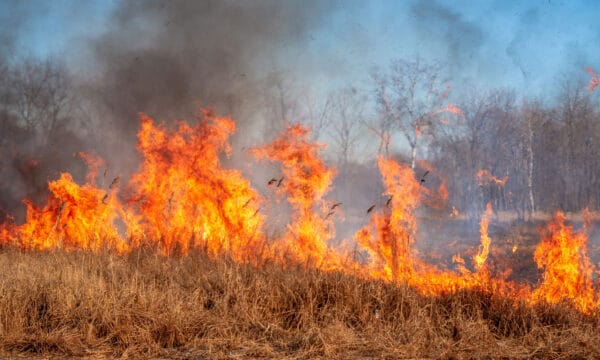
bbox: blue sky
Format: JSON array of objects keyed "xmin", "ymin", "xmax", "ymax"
[{"xmin": 2, "ymin": 0, "xmax": 600, "ymax": 98}]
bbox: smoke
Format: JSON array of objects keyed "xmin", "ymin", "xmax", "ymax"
[
  {"xmin": 410, "ymin": 0, "xmax": 484, "ymax": 71},
  {"xmin": 0, "ymin": 0, "xmax": 339, "ymax": 220},
  {"xmin": 81, "ymin": 1, "xmax": 336, "ymax": 148}
]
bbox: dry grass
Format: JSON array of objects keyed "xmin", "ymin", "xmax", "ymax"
[{"xmin": 0, "ymin": 248, "xmax": 599, "ymax": 359}]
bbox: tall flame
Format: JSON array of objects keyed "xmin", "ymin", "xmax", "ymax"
[
  {"xmin": 355, "ymin": 156, "xmax": 421, "ymax": 281},
  {"xmin": 127, "ymin": 112, "xmax": 264, "ymax": 259},
  {"xmin": 531, "ymin": 212, "xmax": 595, "ymax": 313},
  {"xmin": 473, "ymin": 202, "xmax": 493, "ymax": 271},
  {"xmin": 0, "ymin": 109, "xmax": 599, "ymax": 314},
  {"xmin": 251, "ymin": 124, "xmax": 339, "ymax": 268}
]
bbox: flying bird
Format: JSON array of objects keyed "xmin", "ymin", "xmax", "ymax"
[
  {"xmin": 331, "ymin": 202, "xmax": 342, "ymax": 210},
  {"xmin": 242, "ymin": 198, "xmax": 252, "ymax": 208},
  {"xmin": 420, "ymin": 170, "xmax": 429, "ymax": 184},
  {"xmin": 109, "ymin": 176, "xmax": 120, "ymax": 190},
  {"xmin": 367, "ymin": 204, "xmax": 376, "ymax": 214}
]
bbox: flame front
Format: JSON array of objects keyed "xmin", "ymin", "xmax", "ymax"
[{"xmin": 1, "ymin": 109, "xmax": 599, "ymax": 314}]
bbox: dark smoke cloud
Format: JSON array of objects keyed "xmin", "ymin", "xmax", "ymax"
[
  {"xmin": 0, "ymin": 0, "xmax": 338, "ymax": 220},
  {"xmin": 410, "ymin": 0, "xmax": 484, "ymax": 73},
  {"xmin": 83, "ymin": 0, "xmax": 336, "ymax": 143}
]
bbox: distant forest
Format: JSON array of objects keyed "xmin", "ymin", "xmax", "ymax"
[{"xmin": 1, "ymin": 56, "xmax": 599, "ymax": 222}]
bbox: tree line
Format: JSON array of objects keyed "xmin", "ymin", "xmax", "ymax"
[{"xmin": 1, "ymin": 57, "xmax": 599, "ymax": 222}]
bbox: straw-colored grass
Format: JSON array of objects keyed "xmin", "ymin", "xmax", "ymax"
[{"xmin": 0, "ymin": 248, "xmax": 598, "ymax": 359}]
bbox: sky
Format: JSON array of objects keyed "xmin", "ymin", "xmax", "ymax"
[{"xmin": 1, "ymin": 0, "xmax": 599, "ymax": 99}]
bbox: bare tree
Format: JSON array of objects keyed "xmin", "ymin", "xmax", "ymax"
[
  {"xmin": 519, "ymin": 101, "xmax": 547, "ymax": 217},
  {"xmin": 432, "ymin": 89, "xmax": 518, "ymax": 216},
  {"xmin": 300, "ymin": 90, "xmax": 333, "ymax": 142},
  {"xmin": 261, "ymin": 71, "xmax": 305, "ymax": 141},
  {"xmin": 372, "ymin": 58, "xmax": 458, "ymax": 169},
  {"xmin": 9, "ymin": 59, "xmax": 74, "ymax": 143},
  {"xmin": 328, "ymin": 87, "xmax": 366, "ymax": 169}
]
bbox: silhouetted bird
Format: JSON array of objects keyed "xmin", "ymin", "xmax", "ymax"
[{"xmin": 420, "ymin": 170, "xmax": 430, "ymax": 184}]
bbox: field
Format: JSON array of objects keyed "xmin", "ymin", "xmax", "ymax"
[{"xmin": 1, "ymin": 246, "xmax": 599, "ymax": 359}]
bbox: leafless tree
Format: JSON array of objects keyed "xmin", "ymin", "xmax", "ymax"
[
  {"xmin": 372, "ymin": 58, "xmax": 458, "ymax": 169},
  {"xmin": 261, "ymin": 71, "xmax": 305, "ymax": 141},
  {"xmin": 300, "ymin": 90, "xmax": 333, "ymax": 142},
  {"xmin": 9, "ymin": 59, "xmax": 74, "ymax": 143},
  {"xmin": 328, "ymin": 87, "xmax": 366, "ymax": 169}
]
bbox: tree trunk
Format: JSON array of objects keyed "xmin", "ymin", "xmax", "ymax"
[
  {"xmin": 526, "ymin": 116, "xmax": 535, "ymax": 218},
  {"xmin": 411, "ymin": 144, "xmax": 417, "ymax": 170}
]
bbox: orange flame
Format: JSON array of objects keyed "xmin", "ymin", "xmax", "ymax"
[
  {"xmin": 477, "ymin": 169, "xmax": 507, "ymax": 186},
  {"xmin": 1, "ymin": 108, "xmax": 599, "ymax": 314},
  {"xmin": 584, "ymin": 66, "xmax": 599, "ymax": 92},
  {"xmin": 473, "ymin": 202, "xmax": 493, "ymax": 271},
  {"xmin": 251, "ymin": 124, "xmax": 339, "ymax": 269},
  {"xmin": 355, "ymin": 156, "xmax": 421, "ymax": 281},
  {"xmin": 127, "ymin": 112, "xmax": 264, "ymax": 259},
  {"xmin": 18, "ymin": 153, "xmax": 128, "ymax": 253},
  {"xmin": 531, "ymin": 212, "xmax": 595, "ymax": 313}
]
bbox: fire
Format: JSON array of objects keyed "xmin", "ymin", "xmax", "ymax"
[
  {"xmin": 438, "ymin": 103, "xmax": 463, "ymax": 116},
  {"xmin": 354, "ymin": 157, "xmax": 493, "ymax": 295},
  {"xmin": 0, "ymin": 217, "xmax": 16, "ymax": 246},
  {"xmin": 473, "ymin": 202, "xmax": 493, "ymax": 271},
  {"xmin": 355, "ymin": 156, "xmax": 422, "ymax": 281},
  {"xmin": 531, "ymin": 212, "xmax": 595, "ymax": 313},
  {"xmin": 584, "ymin": 66, "xmax": 599, "ymax": 92},
  {"xmin": 251, "ymin": 124, "xmax": 340, "ymax": 269},
  {"xmin": 435, "ymin": 103, "xmax": 463, "ymax": 124},
  {"xmin": 477, "ymin": 169, "xmax": 508, "ymax": 186},
  {"xmin": 18, "ymin": 154, "xmax": 128, "ymax": 253},
  {"xmin": 127, "ymin": 112, "xmax": 264, "ymax": 259},
  {"xmin": 0, "ymin": 108, "xmax": 599, "ymax": 314}
]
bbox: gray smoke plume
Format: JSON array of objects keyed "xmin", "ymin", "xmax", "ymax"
[
  {"xmin": 0, "ymin": 0, "xmax": 338, "ymax": 220},
  {"xmin": 81, "ymin": 0, "xmax": 336, "ymax": 148}
]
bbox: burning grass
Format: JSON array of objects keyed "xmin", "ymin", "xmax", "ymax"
[
  {"xmin": 2, "ymin": 110, "xmax": 600, "ymax": 357},
  {"xmin": 0, "ymin": 248, "xmax": 599, "ymax": 359}
]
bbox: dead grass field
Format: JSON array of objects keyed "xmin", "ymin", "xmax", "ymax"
[{"xmin": 0, "ymin": 248, "xmax": 599, "ymax": 359}]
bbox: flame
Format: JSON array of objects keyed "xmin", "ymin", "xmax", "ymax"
[
  {"xmin": 354, "ymin": 157, "xmax": 496, "ymax": 295},
  {"xmin": 355, "ymin": 156, "xmax": 421, "ymax": 281},
  {"xmin": 127, "ymin": 112, "xmax": 264, "ymax": 259},
  {"xmin": 251, "ymin": 124, "xmax": 340, "ymax": 269},
  {"xmin": 18, "ymin": 153, "xmax": 128, "ymax": 253},
  {"xmin": 531, "ymin": 212, "xmax": 595, "ymax": 313},
  {"xmin": 477, "ymin": 169, "xmax": 508, "ymax": 186},
  {"xmin": 584, "ymin": 66, "xmax": 599, "ymax": 92},
  {"xmin": 473, "ymin": 202, "xmax": 493, "ymax": 271},
  {"xmin": 1, "ymin": 108, "xmax": 599, "ymax": 314},
  {"xmin": 0, "ymin": 216, "xmax": 16, "ymax": 246},
  {"xmin": 435, "ymin": 103, "xmax": 463, "ymax": 124}
]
